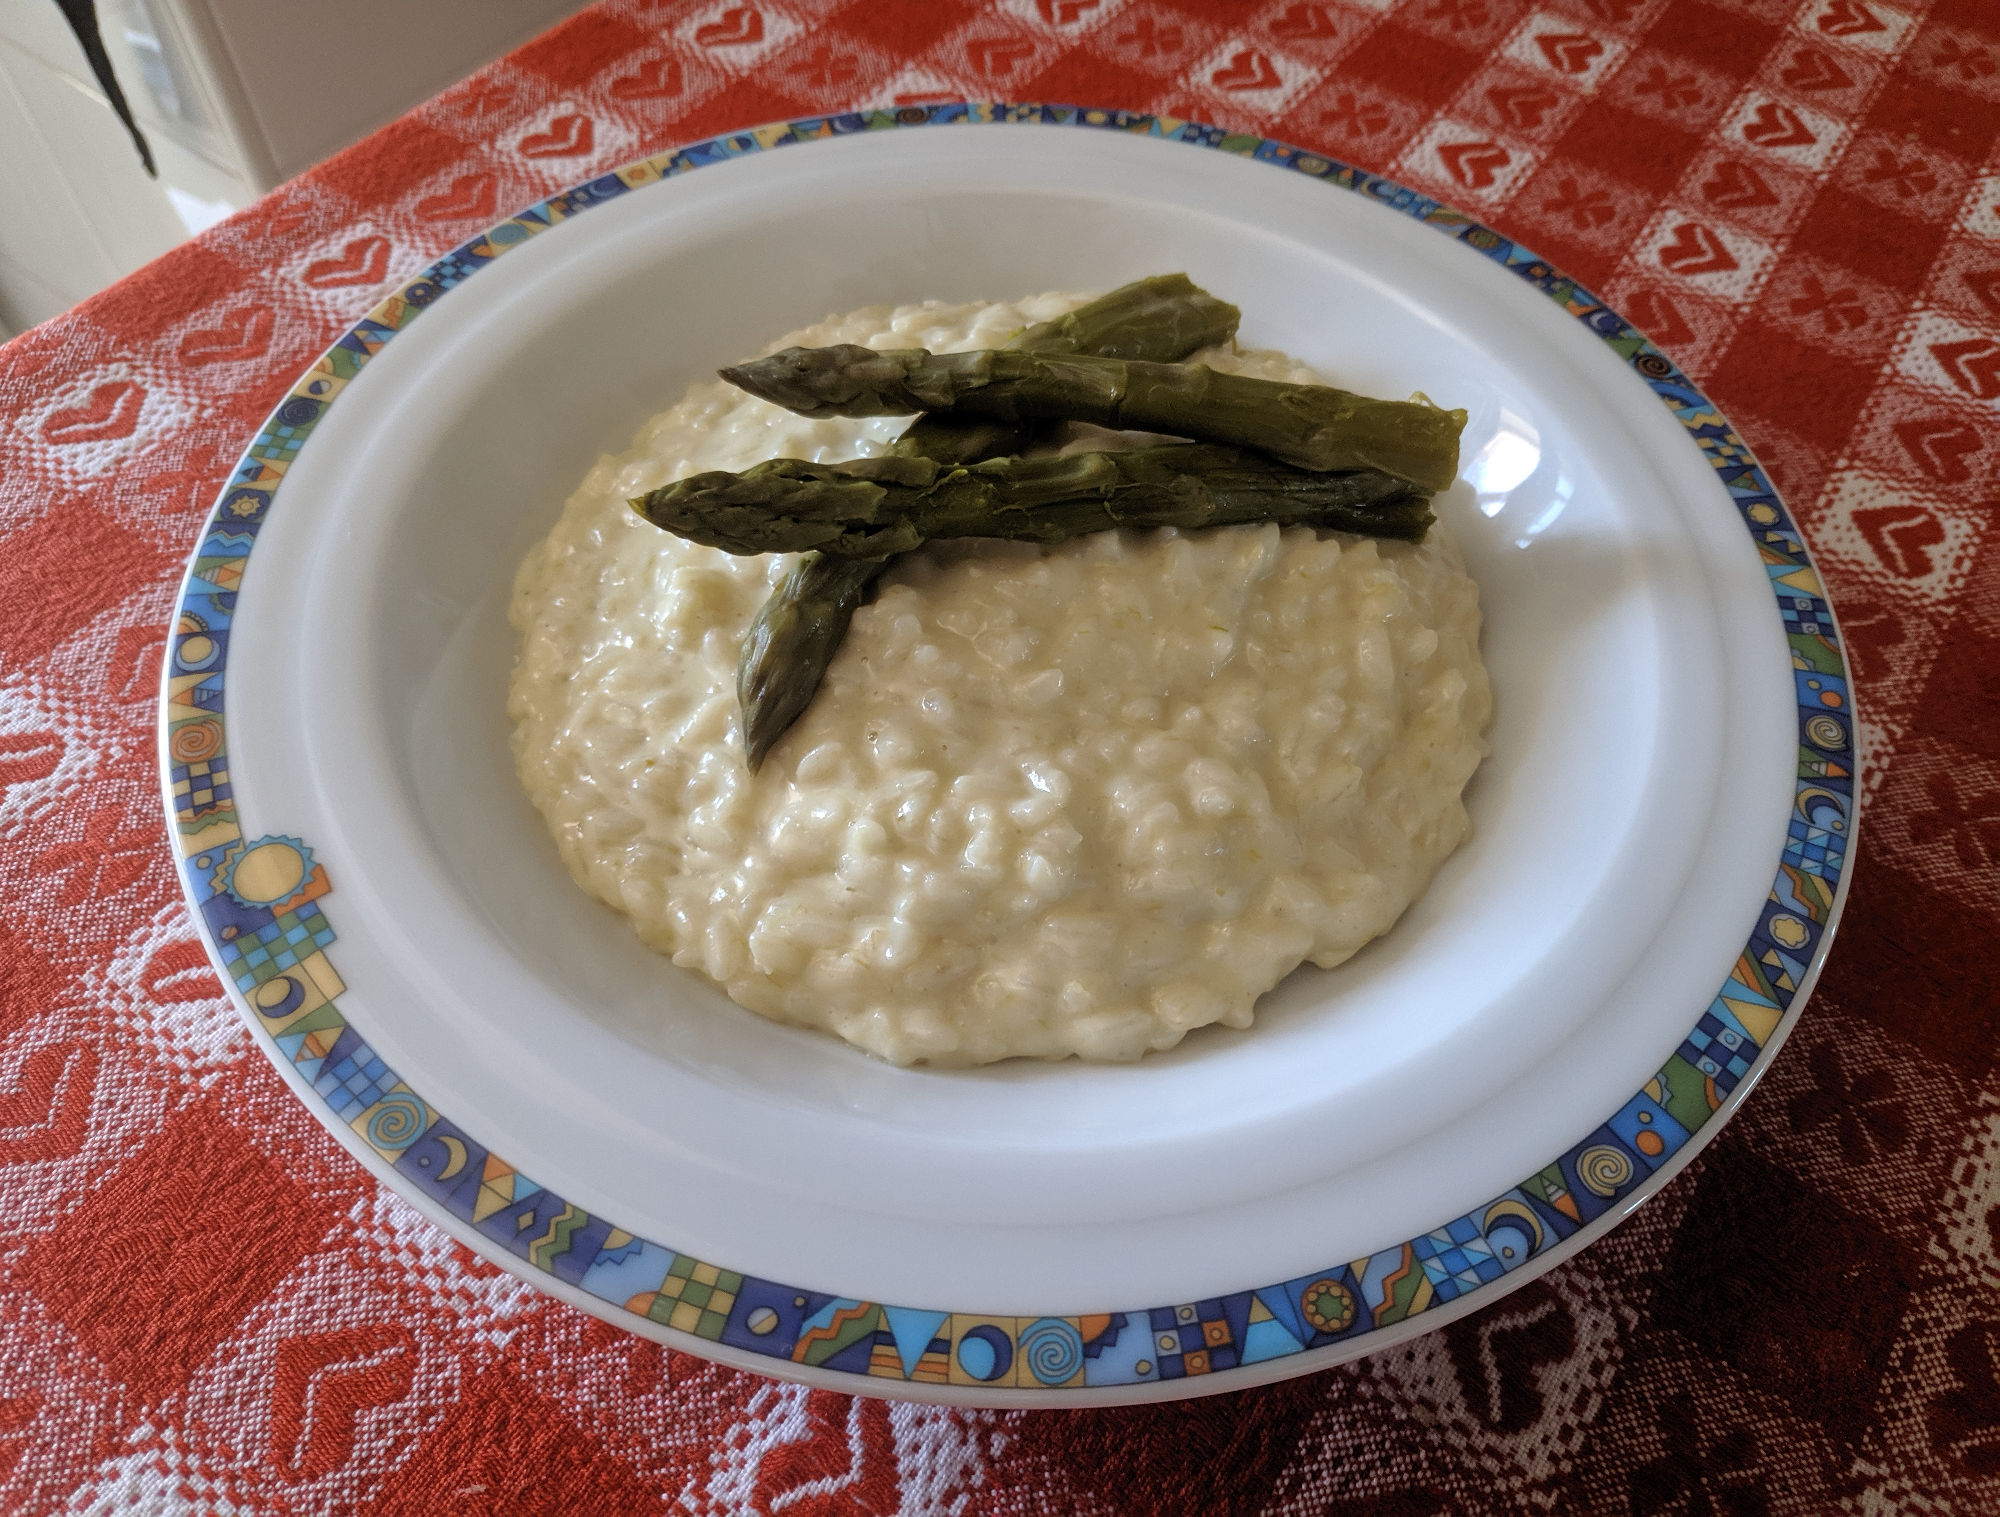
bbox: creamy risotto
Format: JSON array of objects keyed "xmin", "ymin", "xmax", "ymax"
[{"xmin": 508, "ymin": 294, "xmax": 1492, "ymax": 1065}]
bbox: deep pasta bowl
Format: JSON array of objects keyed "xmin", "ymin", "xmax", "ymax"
[{"xmin": 159, "ymin": 104, "xmax": 1855, "ymax": 1405}]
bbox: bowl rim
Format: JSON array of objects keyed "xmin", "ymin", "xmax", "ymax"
[{"xmin": 157, "ymin": 101, "xmax": 1858, "ymax": 1407}]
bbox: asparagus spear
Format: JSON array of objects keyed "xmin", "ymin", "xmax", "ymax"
[
  {"xmin": 737, "ymin": 276, "xmax": 1241, "ymax": 769},
  {"xmin": 737, "ymin": 553, "xmax": 888, "ymax": 769},
  {"xmin": 634, "ymin": 445, "xmax": 1432, "ymax": 559},
  {"xmin": 993, "ymin": 271, "xmax": 1241, "ymax": 359},
  {"xmin": 720, "ymin": 346, "xmax": 1465, "ymax": 493},
  {"xmin": 887, "ymin": 273, "xmax": 1241, "ymax": 466}
]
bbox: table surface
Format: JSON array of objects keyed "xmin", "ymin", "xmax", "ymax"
[{"xmin": 1, "ymin": 0, "xmax": 1995, "ymax": 1510}]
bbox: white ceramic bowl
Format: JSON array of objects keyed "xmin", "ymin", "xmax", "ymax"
[{"xmin": 160, "ymin": 105, "xmax": 1857, "ymax": 1404}]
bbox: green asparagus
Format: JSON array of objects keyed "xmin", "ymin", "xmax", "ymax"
[
  {"xmin": 737, "ymin": 275, "xmax": 1241, "ymax": 769},
  {"xmin": 887, "ymin": 273, "xmax": 1240, "ymax": 466},
  {"xmin": 719, "ymin": 346, "xmax": 1464, "ymax": 492},
  {"xmin": 634, "ymin": 445, "xmax": 1432, "ymax": 559},
  {"xmin": 736, "ymin": 553, "xmax": 887, "ymax": 769}
]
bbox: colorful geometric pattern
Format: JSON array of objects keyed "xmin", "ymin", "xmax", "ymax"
[{"xmin": 162, "ymin": 103, "xmax": 1852, "ymax": 1395}]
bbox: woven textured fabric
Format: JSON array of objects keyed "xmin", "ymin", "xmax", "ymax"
[{"xmin": 0, "ymin": 0, "xmax": 1995, "ymax": 1510}]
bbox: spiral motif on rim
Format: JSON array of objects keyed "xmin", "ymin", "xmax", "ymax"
[
  {"xmin": 1019, "ymin": 1317, "xmax": 1084, "ymax": 1385},
  {"xmin": 1577, "ymin": 1144, "xmax": 1635, "ymax": 1197},
  {"xmin": 365, "ymin": 1095, "xmax": 425, "ymax": 1151},
  {"xmin": 171, "ymin": 720, "xmax": 222, "ymax": 762}
]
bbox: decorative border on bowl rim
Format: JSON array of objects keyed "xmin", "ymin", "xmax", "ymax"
[{"xmin": 161, "ymin": 101, "xmax": 1854, "ymax": 1398}]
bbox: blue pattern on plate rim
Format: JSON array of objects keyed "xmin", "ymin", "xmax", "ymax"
[{"xmin": 161, "ymin": 102, "xmax": 1853, "ymax": 1393}]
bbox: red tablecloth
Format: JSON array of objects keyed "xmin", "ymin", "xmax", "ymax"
[{"xmin": 2, "ymin": 0, "xmax": 1995, "ymax": 1510}]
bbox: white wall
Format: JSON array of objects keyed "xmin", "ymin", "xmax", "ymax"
[
  {"xmin": 0, "ymin": 0, "xmax": 586, "ymax": 340},
  {"xmin": 0, "ymin": 0, "xmax": 191, "ymax": 336},
  {"xmin": 180, "ymin": 0, "xmax": 591, "ymax": 189}
]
